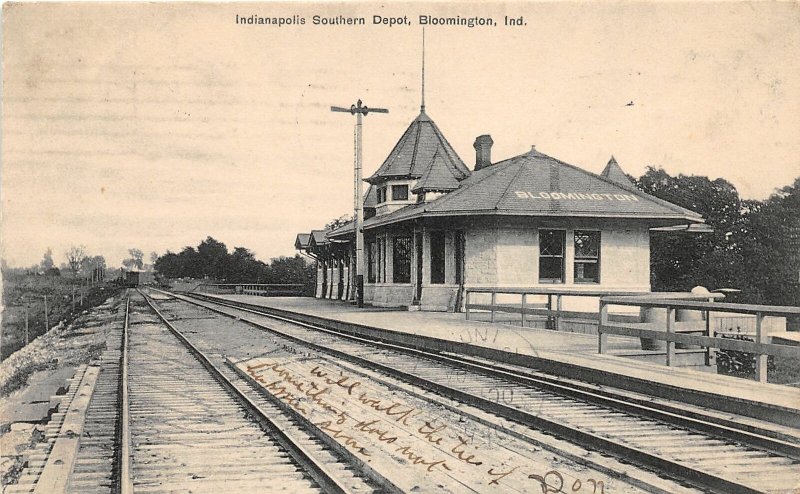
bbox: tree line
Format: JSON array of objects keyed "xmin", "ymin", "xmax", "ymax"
[
  {"xmin": 153, "ymin": 236, "xmax": 314, "ymax": 286},
  {"xmin": 636, "ymin": 169, "xmax": 799, "ymax": 307},
  {"xmin": 10, "ymin": 245, "xmax": 109, "ymax": 280}
]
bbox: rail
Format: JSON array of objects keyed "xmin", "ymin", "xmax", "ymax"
[
  {"xmin": 194, "ymin": 283, "xmax": 307, "ymax": 297},
  {"xmin": 168, "ymin": 289, "xmax": 800, "ymax": 491},
  {"xmin": 599, "ymin": 296, "xmax": 800, "ymax": 382},
  {"xmin": 138, "ymin": 289, "xmax": 361, "ymax": 493},
  {"xmin": 119, "ymin": 295, "xmax": 133, "ymax": 494}
]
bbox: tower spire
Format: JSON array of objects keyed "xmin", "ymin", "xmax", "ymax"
[{"xmin": 421, "ymin": 27, "xmax": 426, "ymax": 113}]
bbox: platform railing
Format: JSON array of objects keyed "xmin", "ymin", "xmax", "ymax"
[
  {"xmin": 598, "ymin": 296, "xmax": 800, "ymax": 382},
  {"xmin": 464, "ymin": 287, "xmax": 656, "ymax": 330},
  {"xmin": 194, "ymin": 283, "xmax": 306, "ymax": 297}
]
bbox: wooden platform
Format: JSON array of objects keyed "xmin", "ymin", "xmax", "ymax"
[{"xmin": 204, "ymin": 294, "xmax": 800, "ymax": 423}]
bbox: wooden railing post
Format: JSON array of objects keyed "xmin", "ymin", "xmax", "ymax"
[
  {"xmin": 755, "ymin": 312, "xmax": 767, "ymax": 382},
  {"xmin": 666, "ymin": 305, "xmax": 675, "ymax": 366},
  {"xmin": 598, "ymin": 300, "xmax": 609, "ymax": 354},
  {"xmin": 490, "ymin": 291, "xmax": 497, "ymax": 323},
  {"xmin": 465, "ymin": 291, "xmax": 471, "ymax": 320},
  {"xmin": 555, "ymin": 295, "xmax": 563, "ymax": 331},
  {"xmin": 521, "ymin": 293, "xmax": 527, "ymax": 327},
  {"xmin": 704, "ymin": 306, "xmax": 714, "ymax": 367},
  {"xmin": 589, "ymin": 295, "xmax": 798, "ymax": 377},
  {"xmin": 546, "ymin": 294, "xmax": 553, "ymax": 329}
]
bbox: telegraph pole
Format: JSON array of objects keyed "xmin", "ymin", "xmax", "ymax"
[
  {"xmin": 43, "ymin": 295, "xmax": 49, "ymax": 332},
  {"xmin": 24, "ymin": 298, "xmax": 29, "ymax": 345},
  {"xmin": 330, "ymin": 100, "xmax": 388, "ymax": 307}
]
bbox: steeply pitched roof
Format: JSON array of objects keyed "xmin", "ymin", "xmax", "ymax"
[
  {"xmin": 601, "ymin": 156, "xmax": 635, "ymax": 187},
  {"xmin": 411, "ymin": 148, "xmax": 462, "ymax": 193},
  {"xmin": 294, "ymin": 233, "xmax": 311, "ymax": 249},
  {"xmin": 365, "ymin": 110, "xmax": 470, "ymax": 185},
  {"xmin": 364, "ymin": 184, "xmax": 377, "ymax": 209},
  {"xmin": 364, "ymin": 147, "xmax": 703, "ymax": 229}
]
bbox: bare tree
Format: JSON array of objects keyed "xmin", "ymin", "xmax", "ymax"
[{"xmin": 65, "ymin": 245, "xmax": 87, "ymax": 274}]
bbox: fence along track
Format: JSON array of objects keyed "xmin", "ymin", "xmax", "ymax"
[
  {"xmin": 133, "ymin": 289, "xmax": 390, "ymax": 494},
  {"xmin": 174, "ymin": 291, "xmax": 800, "ymax": 494}
]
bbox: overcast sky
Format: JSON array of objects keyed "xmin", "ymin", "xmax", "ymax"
[{"xmin": 2, "ymin": 2, "xmax": 799, "ymax": 269}]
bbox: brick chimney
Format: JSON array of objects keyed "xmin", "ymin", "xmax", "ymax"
[{"xmin": 473, "ymin": 134, "xmax": 493, "ymax": 171}]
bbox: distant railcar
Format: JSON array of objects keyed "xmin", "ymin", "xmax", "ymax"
[{"xmin": 125, "ymin": 271, "xmax": 140, "ymax": 287}]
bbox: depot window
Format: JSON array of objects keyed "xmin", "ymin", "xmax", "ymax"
[
  {"xmin": 393, "ymin": 236, "xmax": 412, "ymax": 283},
  {"xmin": 375, "ymin": 238, "xmax": 384, "ymax": 282},
  {"xmin": 392, "ymin": 184, "xmax": 409, "ymax": 201},
  {"xmin": 539, "ymin": 230, "xmax": 565, "ymax": 283},
  {"xmin": 367, "ymin": 241, "xmax": 377, "ymax": 283},
  {"xmin": 377, "ymin": 187, "xmax": 387, "ymax": 204},
  {"xmin": 430, "ymin": 231, "xmax": 446, "ymax": 284},
  {"xmin": 574, "ymin": 231, "xmax": 600, "ymax": 283}
]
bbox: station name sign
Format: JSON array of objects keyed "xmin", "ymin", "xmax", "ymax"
[{"xmin": 515, "ymin": 191, "xmax": 640, "ymax": 202}]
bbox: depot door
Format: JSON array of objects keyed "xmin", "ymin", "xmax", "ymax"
[
  {"xmin": 321, "ymin": 260, "xmax": 327, "ymax": 298},
  {"xmin": 454, "ymin": 231, "xmax": 465, "ymax": 311},
  {"xmin": 414, "ymin": 232, "xmax": 423, "ymax": 303}
]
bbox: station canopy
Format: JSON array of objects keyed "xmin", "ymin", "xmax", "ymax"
[
  {"xmin": 294, "ymin": 233, "xmax": 311, "ymax": 250},
  {"xmin": 308, "ymin": 230, "xmax": 330, "ymax": 248}
]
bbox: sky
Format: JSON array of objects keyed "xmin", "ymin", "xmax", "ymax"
[{"xmin": 2, "ymin": 2, "xmax": 799, "ymax": 269}]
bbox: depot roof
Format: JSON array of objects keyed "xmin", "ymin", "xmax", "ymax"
[
  {"xmin": 365, "ymin": 110, "xmax": 470, "ymax": 190},
  {"xmin": 364, "ymin": 147, "xmax": 703, "ymax": 230}
]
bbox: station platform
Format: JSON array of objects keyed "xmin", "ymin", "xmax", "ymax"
[{"xmin": 199, "ymin": 294, "xmax": 800, "ymax": 426}]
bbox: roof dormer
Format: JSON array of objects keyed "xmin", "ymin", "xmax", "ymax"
[{"xmin": 374, "ymin": 179, "xmax": 415, "ymax": 216}]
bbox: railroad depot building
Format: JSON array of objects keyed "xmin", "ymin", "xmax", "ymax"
[{"xmin": 296, "ymin": 109, "xmax": 704, "ymax": 311}]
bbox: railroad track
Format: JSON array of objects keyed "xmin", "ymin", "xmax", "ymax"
[
  {"xmin": 127, "ymin": 290, "xmax": 389, "ymax": 493},
  {"xmin": 165, "ymin": 289, "xmax": 800, "ymax": 494},
  {"xmin": 20, "ymin": 291, "xmax": 389, "ymax": 494}
]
